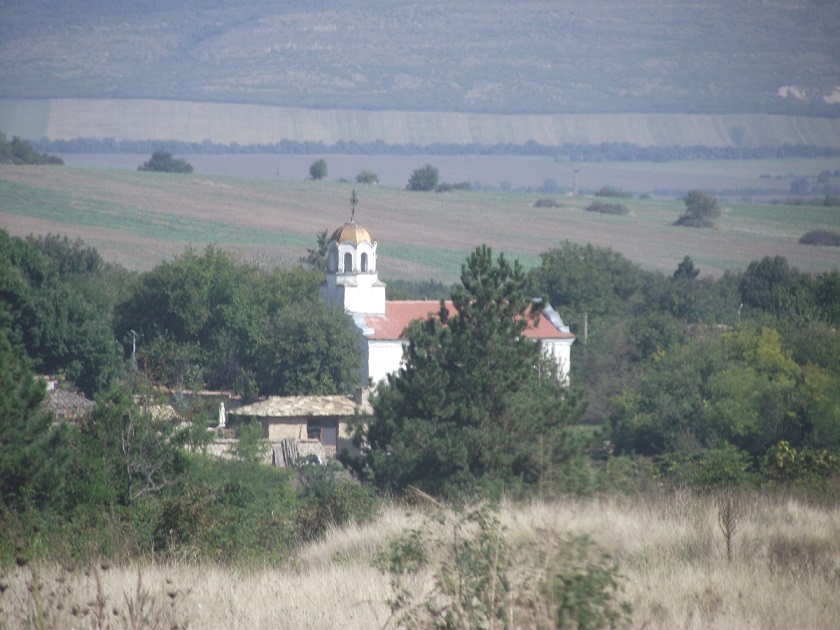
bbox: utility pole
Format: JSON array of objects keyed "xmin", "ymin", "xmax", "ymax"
[{"xmin": 130, "ymin": 330, "xmax": 137, "ymax": 370}]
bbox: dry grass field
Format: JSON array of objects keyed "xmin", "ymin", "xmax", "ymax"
[
  {"xmin": 3, "ymin": 493, "xmax": 839, "ymax": 629},
  {"xmin": 1, "ymin": 164, "xmax": 838, "ymax": 281}
]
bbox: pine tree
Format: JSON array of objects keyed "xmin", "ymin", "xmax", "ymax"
[{"xmin": 352, "ymin": 245, "xmax": 585, "ymax": 498}]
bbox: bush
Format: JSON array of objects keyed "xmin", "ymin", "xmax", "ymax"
[
  {"xmin": 533, "ymin": 197, "xmax": 563, "ymax": 208},
  {"xmin": 799, "ymin": 230, "xmax": 840, "ymax": 247},
  {"xmin": 294, "ymin": 463, "xmax": 379, "ymax": 542},
  {"xmin": 675, "ymin": 190, "xmax": 720, "ymax": 228},
  {"xmin": 595, "ymin": 185, "xmax": 630, "ymax": 198},
  {"xmin": 657, "ymin": 445, "xmax": 756, "ymax": 490},
  {"xmin": 138, "ymin": 150, "xmax": 193, "ymax": 173},
  {"xmin": 434, "ymin": 181, "xmax": 471, "ymax": 192},
  {"xmin": 355, "ymin": 170, "xmax": 378, "ymax": 184},
  {"xmin": 586, "ymin": 201, "xmax": 630, "ymax": 215},
  {"xmin": 309, "ymin": 158, "xmax": 328, "ymax": 180},
  {"xmin": 406, "ymin": 164, "xmax": 439, "ymax": 191},
  {"xmin": 377, "ymin": 502, "xmax": 631, "ymax": 630}
]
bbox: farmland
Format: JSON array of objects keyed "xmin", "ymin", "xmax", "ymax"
[{"xmin": 1, "ymin": 161, "xmax": 838, "ymax": 280}]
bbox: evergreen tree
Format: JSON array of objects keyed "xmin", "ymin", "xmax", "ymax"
[
  {"xmin": 0, "ymin": 333, "xmax": 68, "ymax": 509},
  {"xmin": 351, "ymin": 245, "xmax": 585, "ymax": 498}
]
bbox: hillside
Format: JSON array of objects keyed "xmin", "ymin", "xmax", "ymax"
[
  {"xmin": 4, "ymin": 100, "xmax": 840, "ymax": 149},
  {"xmin": 1, "ymin": 0, "xmax": 839, "ymax": 118},
  {"xmin": 1, "ymin": 165, "xmax": 837, "ymax": 280}
]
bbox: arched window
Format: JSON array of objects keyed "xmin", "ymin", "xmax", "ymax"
[
  {"xmin": 328, "ymin": 249, "xmax": 338, "ymax": 272},
  {"xmin": 360, "ymin": 252, "xmax": 368, "ymax": 272},
  {"xmin": 343, "ymin": 252, "xmax": 353, "ymax": 273}
]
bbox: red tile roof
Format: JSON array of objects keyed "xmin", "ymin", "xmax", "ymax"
[{"xmin": 362, "ymin": 300, "xmax": 575, "ymax": 341}]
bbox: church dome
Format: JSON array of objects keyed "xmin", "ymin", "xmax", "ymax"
[{"xmin": 330, "ymin": 222, "xmax": 373, "ymax": 245}]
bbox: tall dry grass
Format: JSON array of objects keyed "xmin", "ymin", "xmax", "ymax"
[{"xmin": 2, "ymin": 492, "xmax": 838, "ymax": 629}]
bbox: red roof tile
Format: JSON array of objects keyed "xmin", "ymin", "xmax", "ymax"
[{"xmin": 363, "ymin": 300, "xmax": 575, "ymax": 341}]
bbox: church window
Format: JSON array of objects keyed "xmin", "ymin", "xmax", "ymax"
[
  {"xmin": 329, "ymin": 249, "xmax": 338, "ymax": 272},
  {"xmin": 343, "ymin": 252, "xmax": 353, "ymax": 272},
  {"xmin": 361, "ymin": 252, "xmax": 368, "ymax": 272}
]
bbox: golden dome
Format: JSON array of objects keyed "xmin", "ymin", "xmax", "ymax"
[{"xmin": 330, "ymin": 222, "xmax": 373, "ymax": 245}]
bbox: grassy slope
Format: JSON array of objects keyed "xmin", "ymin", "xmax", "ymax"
[
  {"xmin": 3, "ymin": 494, "xmax": 839, "ymax": 629},
  {"xmin": 1, "ymin": 165, "xmax": 838, "ymax": 280}
]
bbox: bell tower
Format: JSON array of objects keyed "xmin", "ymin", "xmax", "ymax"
[{"xmin": 320, "ymin": 190, "xmax": 386, "ymax": 314}]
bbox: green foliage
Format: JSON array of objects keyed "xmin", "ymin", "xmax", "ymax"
[
  {"xmin": 81, "ymin": 383, "xmax": 188, "ymax": 505},
  {"xmin": 407, "ymin": 164, "xmax": 440, "ymax": 191},
  {"xmin": 114, "ymin": 246, "xmax": 327, "ymax": 393},
  {"xmin": 528, "ymin": 241, "xmax": 643, "ymax": 323},
  {"xmin": 739, "ymin": 255, "xmax": 817, "ymax": 321},
  {"xmin": 0, "ymin": 132, "xmax": 62, "ymax": 165},
  {"xmin": 294, "ymin": 463, "xmax": 380, "ymax": 542},
  {"xmin": 255, "ymin": 300, "xmax": 360, "ymax": 395},
  {"xmin": 355, "ymin": 169, "xmax": 379, "ymax": 184},
  {"xmin": 152, "ymin": 455, "xmax": 300, "ymax": 563},
  {"xmin": 299, "ymin": 229, "xmax": 329, "ymax": 272},
  {"xmin": 137, "ymin": 150, "xmax": 193, "ymax": 173},
  {"xmin": 377, "ymin": 503, "xmax": 630, "ymax": 630},
  {"xmin": 0, "ymin": 333, "xmax": 69, "ymax": 510},
  {"xmin": 229, "ymin": 420, "xmax": 269, "ymax": 464},
  {"xmin": 799, "ymin": 230, "xmax": 840, "ymax": 246},
  {"xmin": 354, "ymin": 245, "xmax": 586, "ymax": 499},
  {"xmin": 656, "ymin": 445, "xmax": 756, "ymax": 490},
  {"xmin": 309, "ymin": 158, "xmax": 328, "ymax": 180},
  {"xmin": 675, "ymin": 190, "xmax": 720, "ymax": 227},
  {"xmin": 585, "ymin": 201, "xmax": 629, "ymax": 215},
  {"xmin": 610, "ymin": 323, "xmax": 840, "ymax": 463},
  {"xmin": 763, "ymin": 440, "xmax": 839, "ymax": 487},
  {"xmin": 0, "ymin": 230, "xmax": 121, "ymax": 394}
]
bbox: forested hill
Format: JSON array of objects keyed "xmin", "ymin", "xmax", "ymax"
[{"xmin": 1, "ymin": 0, "xmax": 839, "ymax": 117}]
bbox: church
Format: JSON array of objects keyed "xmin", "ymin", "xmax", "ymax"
[
  {"xmin": 319, "ymin": 211, "xmax": 575, "ymax": 389},
  {"xmin": 230, "ymin": 203, "xmax": 575, "ymax": 463}
]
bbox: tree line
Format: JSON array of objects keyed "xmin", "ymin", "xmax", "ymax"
[{"xmin": 28, "ymin": 135, "xmax": 840, "ymax": 162}]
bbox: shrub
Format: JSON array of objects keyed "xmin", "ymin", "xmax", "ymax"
[
  {"xmin": 586, "ymin": 201, "xmax": 630, "ymax": 215},
  {"xmin": 595, "ymin": 185, "xmax": 630, "ymax": 198},
  {"xmin": 294, "ymin": 463, "xmax": 379, "ymax": 542},
  {"xmin": 138, "ymin": 150, "xmax": 193, "ymax": 173},
  {"xmin": 675, "ymin": 190, "xmax": 720, "ymax": 228},
  {"xmin": 309, "ymin": 158, "xmax": 328, "ymax": 180},
  {"xmin": 376, "ymin": 502, "xmax": 631, "ymax": 630},
  {"xmin": 355, "ymin": 170, "xmax": 378, "ymax": 184},
  {"xmin": 406, "ymin": 164, "xmax": 439, "ymax": 191},
  {"xmin": 799, "ymin": 230, "xmax": 840, "ymax": 247},
  {"xmin": 657, "ymin": 445, "xmax": 756, "ymax": 490},
  {"xmin": 533, "ymin": 197, "xmax": 563, "ymax": 208}
]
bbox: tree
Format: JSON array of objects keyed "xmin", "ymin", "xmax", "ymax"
[
  {"xmin": 81, "ymin": 383, "xmax": 187, "ymax": 505},
  {"xmin": 300, "ymin": 229, "xmax": 329, "ymax": 272},
  {"xmin": 406, "ymin": 163, "xmax": 439, "ymax": 191},
  {"xmin": 350, "ymin": 245, "xmax": 586, "ymax": 498},
  {"xmin": 673, "ymin": 255, "xmax": 700, "ymax": 280},
  {"xmin": 255, "ymin": 300, "xmax": 360, "ymax": 396},
  {"xmin": 675, "ymin": 190, "xmax": 720, "ymax": 227},
  {"xmin": 528, "ymin": 241, "xmax": 643, "ymax": 322},
  {"xmin": 355, "ymin": 170, "xmax": 379, "ymax": 185},
  {"xmin": 309, "ymin": 158, "xmax": 328, "ymax": 180},
  {"xmin": 138, "ymin": 150, "xmax": 193, "ymax": 173},
  {"xmin": 0, "ymin": 332, "xmax": 68, "ymax": 509}
]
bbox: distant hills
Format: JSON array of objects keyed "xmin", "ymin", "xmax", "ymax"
[{"xmin": 1, "ymin": 0, "xmax": 838, "ymax": 147}]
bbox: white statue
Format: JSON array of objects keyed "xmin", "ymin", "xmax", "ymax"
[{"xmin": 218, "ymin": 402, "xmax": 226, "ymax": 428}]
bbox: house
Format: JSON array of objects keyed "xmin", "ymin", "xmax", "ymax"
[
  {"xmin": 320, "ymin": 215, "xmax": 575, "ymax": 388},
  {"xmin": 227, "ymin": 393, "xmax": 370, "ymax": 465}
]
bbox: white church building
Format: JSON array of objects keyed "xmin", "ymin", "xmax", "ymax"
[{"xmin": 319, "ymin": 217, "xmax": 575, "ymax": 388}]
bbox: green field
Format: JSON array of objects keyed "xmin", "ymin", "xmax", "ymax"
[{"xmin": 1, "ymin": 165, "xmax": 837, "ymax": 280}]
